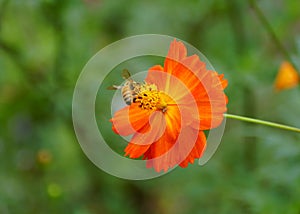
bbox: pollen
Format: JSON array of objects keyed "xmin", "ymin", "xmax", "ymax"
[{"xmin": 133, "ymin": 83, "xmax": 167, "ymax": 112}]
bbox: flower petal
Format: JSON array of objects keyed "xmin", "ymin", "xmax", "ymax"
[
  {"xmin": 132, "ymin": 111, "xmax": 166, "ymax": 143},
  {"xmin": 163, "ymin": 104, "xmax": 181, "ymax": 141},
  {"xmin": 164, "ymin": 39, "xmax": 187, "ymax": 74},
  {"xmin": 143, "ymin": 130, "xmax": 176, "ymax": 172},
  {"xmin": 274, "ymin": 61, "xmax": 299, "ymax": 91},
  {"xmin": 124, "ymin": 111, "xmax": 167, "ymax": 158},
  {"xmin": 111, "ymin": 103, "xmax": 152, "ymax": 136},
  {"xmin": 145, "ymin": 65, "xmax": 165, "ymax": 90},
  {"xmin": 179, "ymin": 130, "xmax": 206, "ymax": 167},
  {"xmin": 188, "ymin": 71, "xmax": 227, "ymax": 130},
  {"xmin": 144, "ymin": 126, "xmax": 204, "ymax": 172},
  {"xmin": 124, "ymin": 142, "xmax": 150, "ymax": 159},
  {"xmin": 217, "ymin": 73, "xmax": 228, "ymax": 89},
  {"xmin": 141, "ymin": 105, "xmax": 182, "ymax": 172}
]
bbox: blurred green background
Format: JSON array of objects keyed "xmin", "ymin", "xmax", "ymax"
[{"xmin": 1, "ymin": 0, "xmax": 300, "ymax": 213}]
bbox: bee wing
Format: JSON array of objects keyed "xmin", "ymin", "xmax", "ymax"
[
  {"xmin": 107, "ymin": 85, "xmax": 121, "ymax": 90},
  {"xmin": 122, "ymin": 69, "xmax": 131, "ymax": 80}
]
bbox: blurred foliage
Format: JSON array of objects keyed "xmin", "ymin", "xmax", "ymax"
[{"xmin": 1, "ymin": 0, "xmax": 300, "ymax": 213}]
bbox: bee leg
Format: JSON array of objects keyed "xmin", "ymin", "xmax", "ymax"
[{"xmin": 113, "ymin": 85, "xmax": 122, "ymax": 89}]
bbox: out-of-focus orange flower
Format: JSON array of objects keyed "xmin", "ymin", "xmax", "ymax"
[
  {"xmin": 37, "ymin": 149, "xmax": 52, "ymax": 165},
  {"xmin": 274, "ymin": 61, "xmax": 299, "ymax": 91},
  {"xmin": 110, "ymin": 39, "xmax": 228, "ymax": 172}
]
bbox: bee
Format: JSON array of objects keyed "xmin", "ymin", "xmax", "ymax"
[{"xmin": 107, "ymin": 69, "xmax": 140, "ymax": 105}]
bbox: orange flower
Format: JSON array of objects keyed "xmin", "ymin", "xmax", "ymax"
[
  {"xmin": 110, "ymin": 39, "xmax": 228, "ymax": 172},
  {"xmin": 274, "ymin": 61, "xmax": 299, "ymax": 91}
]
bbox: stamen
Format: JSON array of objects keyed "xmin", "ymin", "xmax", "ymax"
[{"xmin": 133, "ymin": 83, "xmax": 168, "ymax": 112}]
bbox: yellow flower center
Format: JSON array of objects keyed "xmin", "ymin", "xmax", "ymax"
[{"xmin": 133, "ymin": 83, "xmax": 168, "ymax": 112}]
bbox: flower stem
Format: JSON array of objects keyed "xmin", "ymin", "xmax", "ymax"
[
  {"xmin": 248, "ymin": 0, "xmax": 299, "ymax": 73},
  {"xmin": 224, "ymin": 113, "xmax": 300, "ymax": 133}
]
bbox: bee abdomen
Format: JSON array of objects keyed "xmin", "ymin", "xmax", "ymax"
[{"xmin": 121, "ymin": 85, "xmax": 133, "ymax": 105}]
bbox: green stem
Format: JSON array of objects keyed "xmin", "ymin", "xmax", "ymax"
[
  {"xmin": 224, "ymin": 113, "xmax": 300, "ymax": 133},
  {"xmin": 248, "ymin": 0, "xmax": 299, "ymax": 73}
]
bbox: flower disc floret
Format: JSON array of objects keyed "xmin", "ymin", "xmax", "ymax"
[{"xmin": 134, "ymin": 83, "xmax": 167, "ymax": 112}]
